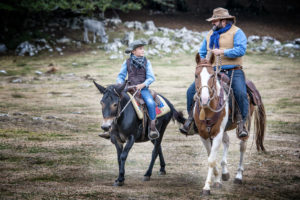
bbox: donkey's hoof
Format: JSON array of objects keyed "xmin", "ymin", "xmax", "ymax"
[
  {"xmin": 213, "ymin": 182, "xmax": 222, "ymax": 189},
  {"xmin": 202, "ymin": 189, "xmax": 211, "ymax": 196},
  {"xmin": 234, "ymin": 178, "xmax": 242, "ymax": 184},
  {"xmin": 222, "ymin": 173, "xmax": 230, "ymax": 181},
  {"xmin": 113, "ymin": 180, "xmax": 124, "ymax": 186},
  {"xmin": 158, "ymin": 170, "xmax": 166, "ymax": 175},
  {"xmin": 143, "ymin": 176, "xmax": 150, "ymax": 181}
]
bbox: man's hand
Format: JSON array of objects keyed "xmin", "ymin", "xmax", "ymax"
[
  {"xmin": 212, "ymin": 49, "xmax": 224, "ymax": 55},
  {"xmin": 136, "ymin": 83, "xmax": 146, "ymax": 90}
]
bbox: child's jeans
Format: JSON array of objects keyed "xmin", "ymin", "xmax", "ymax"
[{"xmin": 140, "ymin": 88, "xmax": 156, "ymax": 120}]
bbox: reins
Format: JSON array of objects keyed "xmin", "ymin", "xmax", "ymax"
[{"xmin": 114, "ymin": 86, "xmax": 140, "ymax": 121}]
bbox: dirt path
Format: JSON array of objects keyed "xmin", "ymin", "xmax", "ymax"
[{"xmin": 0, "ymin": 52, "xmax": 299, "ymax": 199}]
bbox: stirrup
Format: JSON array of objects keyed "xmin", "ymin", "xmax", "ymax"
[{"xmin": 148, "ymin": 129, "xmax": 159, "ymax": 140}]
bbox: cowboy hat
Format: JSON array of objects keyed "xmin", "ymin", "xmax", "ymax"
[
  {"xmin": 125, "ymin": 40, "xmax": 147, "ymax": 54},
  {"xmin": 206, "ymin": 7, "xmax": 236, "ymax": 23}
]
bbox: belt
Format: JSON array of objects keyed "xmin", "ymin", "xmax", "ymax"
[{"xmin": 220, "ymin": 66, "xmax": 243, "ymax": 73}]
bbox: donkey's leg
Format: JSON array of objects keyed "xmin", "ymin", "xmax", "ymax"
[
  {"xmin": 114, "ymin": 135, "xmax": 135, "ymax": 186},
  {"xmin": 234, "ymin": 140, "xmax": 247, "ymax": 184},
  {"xmin": 144, "ymin": 121, "xmax": 168, "ymax": 180},
  {"xmin": 93, "ymin": 32, "xmax": 96, "ymax": 43},
  {"xmin": 221, "ymin": 131, "xmax": 230, "ymax": 181},
  {"xmin": 201, "ymin": 132, "xmax": 223, "ymax": 195},
  {"xmin": 143, "ymin": 139, "xmax": 161, "ymax": 181},
  {"xmin": 83, "ymin": 28, "xmax": 89, "ymax": 43}
]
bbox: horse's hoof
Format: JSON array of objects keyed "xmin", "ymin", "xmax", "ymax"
[
  {"xmin": 202, "ymin": 189, "xmax": 211, "ymax": 196},
  {"xmin": 213, "ymin": 182, "xmax": 222, "ymax": 189},
  {"xmin": 158, "ymin": 171, "xmax": 166, "ymax": 175},
  {"xmin": 222, "ymin": 173, "xmax": 230, "ymax": 181},
  {"xmin": 113, "ymin": 180, "xmax": 124, "ymax": 186},
  {"xmin": 143, "ymin": 176, "xmax": 150, "ymax": 181},
  {"xmin": 234, "ymin": 178, "xmax": 242, "ymax": 184}
]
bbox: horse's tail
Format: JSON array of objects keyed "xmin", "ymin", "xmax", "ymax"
[
  {"xmin": 253, "ymin": 101, "xmax": 266, "ymax": 152},
  {"xmin": 160, "ymin": 95, "xmax": 186, "ymax": 125}
]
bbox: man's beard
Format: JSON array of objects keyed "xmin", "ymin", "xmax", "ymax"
[{"xmin": 212, "ymin": 24, "xmax": 223, "ymax": 31}]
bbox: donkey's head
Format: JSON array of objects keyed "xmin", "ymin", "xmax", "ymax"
[
  {"xmin": 93, "ymin": 81, "xmax": 126, "ymax": 131},
  {"xmin": 194, "ymin": 53, "xmax": 217, "ymax": 106}
]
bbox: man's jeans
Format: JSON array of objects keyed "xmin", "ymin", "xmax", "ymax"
[
  {"xmin": 186, "ymin": 69, "xmax": 249, "ymax": 121},
  {"xmin": 141, "ymin": 88, "xmax": 156, "ymax": 120}
]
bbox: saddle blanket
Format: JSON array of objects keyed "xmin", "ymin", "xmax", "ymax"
[{"xmin": 127, "ymin": 92, "xmax": 170, "ymax": 120}]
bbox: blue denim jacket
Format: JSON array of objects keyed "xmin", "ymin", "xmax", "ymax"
[
  {"xmin": 117, "ymin": 59, "xmax": 155, "ymax": 87},
  {"xmin": 198, "ymin": 29, "xmax": 247, "ymax": 70}
]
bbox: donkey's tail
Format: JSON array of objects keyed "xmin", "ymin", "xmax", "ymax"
[
  {"xmin": 254, "ymin": 102, "xmax": 266, "ymax": 152},
  {"xmin": 161, "ymin": 95, "xmax": 186, "ymax": 125}
]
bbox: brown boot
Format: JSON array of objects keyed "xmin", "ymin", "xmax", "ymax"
[
  {"xmin": 238, "ymin": 120, "xmax": 248, "ymax": 138},
  {"xmin": 179, "ymin": 112, "xmax": 195, "ymax": 135},
  {"xmin": 99, "ymin": 132, "xmax": 110, "ymax": 139},
  {"xmin": 149, "ymin": 120, "xmax": 159, "ymax": 140}
]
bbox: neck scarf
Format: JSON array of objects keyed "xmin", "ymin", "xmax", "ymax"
[
  {"xmin": 130, "ymin": 53, "xmax": 146, "ymax": 69},
  {"xmin": 209, "ymin": 23, "xmax": 232, "ymax": 49}
]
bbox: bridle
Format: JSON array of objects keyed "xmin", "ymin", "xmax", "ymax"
[{"xmin": 194, "ymin": 55, "xmax": 234, "ymax": 113}]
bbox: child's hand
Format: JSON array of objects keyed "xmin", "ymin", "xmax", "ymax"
[{"xmin": 136, "ymin": 83, "xmax": 145, "ymax": 90}]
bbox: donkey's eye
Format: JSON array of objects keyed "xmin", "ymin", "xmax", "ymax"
[
  {"xmin": 113, "ymin": 103, "xmax": 118, "ymax": 107},
  {"xmin": 195, "ymin": 75, "xmax": 198, "ymax": 78}
]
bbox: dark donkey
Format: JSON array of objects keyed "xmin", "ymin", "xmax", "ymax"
[{"xmin": 93, "ymin": 81, "xmax": 185, "ymax": 186}]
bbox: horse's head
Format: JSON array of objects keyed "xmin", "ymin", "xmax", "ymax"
[
  {"xmin": 195, "ymin": 53, "xmax": 217, "ymax": 107},
  {"xmin": 93, "ymin": 81, "xmax": 126, "ymax": 131}
]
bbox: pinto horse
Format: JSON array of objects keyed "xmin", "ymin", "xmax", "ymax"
[
  {"xmin": 93, "ymin": 81, "xmax": 185, "ymax": 186},
  {"xmin": 193, "ymin": 53, "xmax": 266, "ymax": 195}
]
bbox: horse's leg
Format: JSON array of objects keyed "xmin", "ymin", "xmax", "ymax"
[
  {"xmin": 221, "ymin": 131, "xmax": 230, "ymax": 181},
  {"xmin": 201, "ymin": 131, "xmax": 224, "ymax": 195},
  {"xmin": 234, "ymin": 139, "xmax": 247, "ymax": 184},
  {"xmin": 114, "ymin": 134, "xmax": 135, "ymax": 186}
]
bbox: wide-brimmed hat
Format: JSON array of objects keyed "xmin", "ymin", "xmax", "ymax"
[
  {"xmin": 125, "ymin": 40, "xmax": 147, "ymax": 54},
  {"xmin": 206, "ymin": 7, "xmax": 236, "ymax": 23}
]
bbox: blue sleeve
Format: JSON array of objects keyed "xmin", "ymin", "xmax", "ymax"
[
  {"xmin": 224, "ymin": 29, "xmax": 247, "ymax": 58},
  {"xmin": 144, "ymin": 60, "xmax": 155, "ymax": 87},
  {"xmin": 116, "ymin": 60, "xmax": 127, "ymax": 84},
  {"xmin": 198, "ymin": 38, "xmax": 207, "ymax": 58}
]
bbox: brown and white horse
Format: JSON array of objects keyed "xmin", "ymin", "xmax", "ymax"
[{"xmin": 193, "ymin": 53, "xmax": 266, "ymax": 195}]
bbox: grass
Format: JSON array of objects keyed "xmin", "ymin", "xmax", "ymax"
[{"xmin": 0, "ymin": 50, "xmax": 299, "ymax": 199}]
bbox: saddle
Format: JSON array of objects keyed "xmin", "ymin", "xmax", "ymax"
[{"xmin": 127, "ymin": 88, "xmax": 170, "ymax": 141}]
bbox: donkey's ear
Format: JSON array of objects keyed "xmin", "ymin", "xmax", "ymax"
[
  {"xmin": 115, "ymin": 81, "xmax": 126, "ymax": 95},
  {"xmin": 195, "ymin": 53, "xmax": 201, "ymax": 64},
  {"xmin": 93, "ymin": 81, "xmax": 106, "ymax": 94}
]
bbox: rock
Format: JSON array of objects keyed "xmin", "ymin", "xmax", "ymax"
[
  {"xmin": 56, "ymin": 37, "xmax": 71, "ymax": 44},
  {"xmin": 72, "ymin": 63, "xmax": 78, "ymax": 66},
  {"xmin": 144, "ymin": 21, "xmax": 157, "ymax": 31},
  {"xmin": 55, "ymin": 47, "xmax": 62, "ymax": 52},
  {"xmin": 35, "ymin": 71, "xmax": 43, "ymax": 75},
  {"xmin": 148, "ymin": 48, "xmax": 159, "ymax": 56},
  {"xmin": 248, "ymin": 35, "xmax": 260, "ymax": 43},
  {"xmin": 11, "ymin": 78, "xmax": 22, "ymax": 83},
  {"xmin": 0, "ymin": 70, "xmax": 7, "ymax": 74},
  {"xmin": 0, "ymin": 44, "xmax": 7, "ymax": 53},
  {"xmin": 104, "ymin": 18, "xmax": 122, "ymax": 27},
  {"xmin": 284, "ymin": 43, "xmax": 294, "ymax": 48},
  {"xmin": 124, "ymin": 21, "xmax": 143, "ymax": 30},
  {"xmin": 122, "ymin": 32, "xmax": 135, "ymax": 45},
  {"xmin": 294, "ymin": 38, "xmax": 300, "ymax": 45},
  {"xmin": 15, "ymin": 41, "xmax": 37, "ymax": 56}
]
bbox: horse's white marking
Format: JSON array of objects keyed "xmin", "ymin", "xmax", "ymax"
[
  {"xmin": 201, "ymin": 98, "xmax": 229, "ymax": 192},
  {"xmin": 200, "ymin": 67, "xmax": 210, "ymax": 105}
]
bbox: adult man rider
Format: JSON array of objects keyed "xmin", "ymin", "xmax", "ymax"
[{"xmin": 180, "ymin": 7, "xmax": 249, "ymax": 138}]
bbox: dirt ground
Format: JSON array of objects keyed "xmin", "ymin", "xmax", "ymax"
[{"xmin": 0, "ymin": 48, "xmax": 299, "ymax": 199}]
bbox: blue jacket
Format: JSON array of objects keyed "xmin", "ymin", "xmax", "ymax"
[
  {"xmin": 117, "ymin": 59, "xmax": 155, "ymax": 87},
  {"xmin": 198, "ymin": 29, "xmax": 247, "ymax": 70}
]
